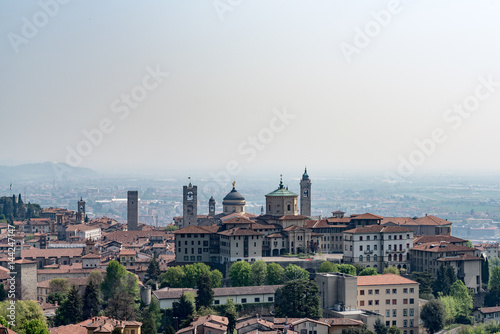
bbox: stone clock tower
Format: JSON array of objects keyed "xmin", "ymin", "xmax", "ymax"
[
  {"xmin": 183, "ymin": 179, "xmax": 197, "ymax": 227},
  {"xmin": 300, "ymin": 168, "xmax": 311, "ymax": 217},
  {"xmin": 77, "ymin": 197, "xmax": 86, "ymax": 222},
  {"xmin": 208, "ymin": 196, "xmax": 216, "ymax": 217}
]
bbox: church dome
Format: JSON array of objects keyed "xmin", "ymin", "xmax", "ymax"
[
  {"xmin": 223, "ymin": 187, "xmax": 245, "ymax": 202},
  {"xmin": 302, "ymin": 168, "xmax": 309, "ymax": 181}
]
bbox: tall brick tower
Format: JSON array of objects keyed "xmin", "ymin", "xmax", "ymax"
[
  {"xmin": 183, "ymin": 179, "xmax": 197, "ymax": 227},
  {"xmin": 300, "ymin": 168, "xmax": 311, "ymax": 217},
  {"xmin": 76, "ymin": 197, "xmax": 85, "ymax": 223},
  {"xmin": 127, "ymin": 191, "xmax": 139, "ymax": 231}
]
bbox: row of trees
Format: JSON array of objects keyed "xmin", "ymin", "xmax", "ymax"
[
  {"xmin": 158, "ymin": 262, "xmax": 223, "ymax": 289},
  {"xmin": 0, "ymin": 300, "xmax": 49, "ymax": 334},
  {"xmin": 318, "ymin": 261, "xmax": 401, "ymax": 276},
  {"xmin": 229, "ymin": 261, "xmax": 310, "ymax": 286},
  {"xmin": 45, "ymin": 260, "xmax": 140, "ymax": 327},
  {"xmin": 0, "ymin": 195, "xmax": 41, "ymax": 223}
]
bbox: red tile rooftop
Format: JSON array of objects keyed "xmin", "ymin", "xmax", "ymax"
[{"xmin": 357, "ymin": 273, "xmax": 418, "ymax": 286}]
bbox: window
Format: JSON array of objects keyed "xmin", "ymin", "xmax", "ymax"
[
  {"xmin": 386, "ymin": 289, "xmax": 390, "ymax": 294},
  {"xmin": 389, "ymin": 235, "xmax": 392, "ymax": 240},
  {"xmin": 410, "ymin": 288, "xmax": 414, "ymax": 293},
  {"xmin": 360, "ymin": 301, "xmax": 365, "ymax": 306},
  {"xmin": 409, "ymin": 298, "xmax": 414, "ymax": 304},
  {"xmin": 403, "ymin": 288, "xmax": 408, "ymax": 294},
  {"xmin": 255, "ymin": 298, "xmax": 260, "ymax": 302},
  {"xmin": 368, "ymin": 290, "xmax": 373, "ymax": 295},
  {"xmin": 268, "ymin": 297, "xmax": 274, "ymax": 302},
  {"xmin": 386, "ymin": 299, "xmax": 390, "ymax": 305},
  {"xmin": 241, "ymin": 298, "xmax": 247, "ymax": 303},
  {"xmin": 375, "ymin": 300, "xmax": 379, "ymax": 305},
  {"xmin": 198, "ymin": 248, "xmax": 202, "ymax": 254},
  {"xmin": 393, "ymin": 309, "xmax": 397, "ymax": 317},
  {"xmin": 409, "ymin": 320, "xmax": 414, "ymax": 327},
  {"xmin": 197, "ymin": 256, "xmax": 202, "ymax": 261},
  {"xmin": 214, "ymin": 300, "xmax": 220, "ymax": 305},
  {"xmin": 190, "ymin": 256, "xmax": 195, "ymax": 261},
  {"xmin": 360, "ymin": 290, "xmax": 365, "ymax": 295},
  {"xmin": 403, "ymin": 299, "xmax": 408, "ymax": 304},
  {"xmin": 409, "ymin": 308, "xmax": 414, "ymax": 316},
  {"xmin": 392, "ymin": 299, "xmax": 397, "ymax": 305},
  {"xmin": 359, "ymin": 255, "xmax": 363, "ymax": 262},
  {"xmin": 375, "ymin": 289, "xmax": 379, "ymax": 295},
  {"xmin": 184, "ymin": 256, "xmax": 188, "ymax": 261},
  {"xmin": 360, "ymin": 245, "xmax": 363, "ymax": 251},
  {"xmin": 374, "ymin": 254, "xmax": 377, "ymax": 261},
  {"xmin": 367, "ymin": 236, "xmax": 370, "ymax": 241},
  {"xmin": 403, "ymin": 309, "xmax": 408, "ymax": 316},
  {"xmin": 403, "ymin": 320, "xmax": 408, "ymax": 328},
  {"xmin": 392, "ymin": 321, "xmax": 396, "ymax": 326},
  {"xmin": 386, "ymin": 322, "xmax": 390, "ymax": 327},
  {"xmin": 386, "ymin": 310, "xmax": 390, "ymax": 317},
  {"xmin": 360, "ymin": 236, "xmax": 363, "ymax": 241},
  {"xmin": 374, "ymin": 245, "xmax": 377, "ymax": 251},
  {"xmin": 374, "ymin": 235, "xmax": 377, "ymax": 240},
  {"xmin": 392, "ymin": 289, "xmax": 397, "ymax": 294}
]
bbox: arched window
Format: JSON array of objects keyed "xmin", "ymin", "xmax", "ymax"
[
  {"xmin": 359, "ymin": 255, "xmax": 363, "ymax": 262},
  {"xmin": 399, "ymin": 254, "xmax": 403, "ymax": 262},
  {"xmin": 367, "ymin": 254, "xmax": 370, "ymax": 262},
  {"xmin": 374, "ymin": 254, "xmax": 377, "ymax": 261},
  {"xmin": 388, "ymin": 254, "xmax": 392, "ymax": 261}
]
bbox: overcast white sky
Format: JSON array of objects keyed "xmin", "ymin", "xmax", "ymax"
[{"xmin": 1, "ymin": 0, "xmax": 500, "ymax": 178}]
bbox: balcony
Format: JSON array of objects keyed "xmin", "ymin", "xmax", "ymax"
[{"xmin": 364, "ymin": 250, "xmax": 373, "ymax": 254}]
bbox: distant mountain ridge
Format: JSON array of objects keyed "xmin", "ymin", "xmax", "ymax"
[{"xmin": 0, "ymin": 162, "xmax": 97, "ymax": 181}]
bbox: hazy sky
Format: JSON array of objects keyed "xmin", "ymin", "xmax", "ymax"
[{"xmin": 2, "ymin": 0, "xmax": 500, "ymax": 179}]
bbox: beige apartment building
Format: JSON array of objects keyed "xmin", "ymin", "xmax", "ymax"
[{"xmin": 357, "ymin": 274, "xmax": 419, "ymax": 334}]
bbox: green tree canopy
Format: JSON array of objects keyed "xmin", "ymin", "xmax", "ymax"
[
  {"xmin": 489, "ymin": 266, "xmax": 500, "ymax": 289},
  {"xmin": 22, "ymin": 319, "xmax": 49, "ymax": 334},
  {"xmin": 47, "ymin": 291, "xmax": 66, "ymax": 305},
  {"xmin": 49, "ymin": 278, "xmax": 70, "ymax": 294},
  {"xmin": 54, "ymin": 286, "xmax": 83, "ymax": 326},
  {"xmin": 140, "ymin": 307, "xmax": 157, "ymax": 334},
  {"xmin": 160, "ymin": 266, "xmax": 186, "ymax": 288},
  {"xmin": 209, "ymin": 270, "xmax": 223, "ymax": 288},
  {"xmin": 275, "ymin": 279, "xmax": 320, "ymax": 318},
  {"xmin": 359, "ymin": 268, "xmax": 378, "ymax": 276},
  {"xmin": 338, "ymin": 264, "xmax": 357, "ymax": 276},
  {"xmin": 183, "ymin": 263, "xmax": 212, "ymax": 288},
  {"xmin": 83, "ymin": 280, "xmax": 100, "ymax": 320},
  {"xmin": 224, "ymin": 299, "xmax": 238, "ymax": 334},
  {"xmin": 105, "ymin": 272, "xmax": 139, "ymax": 320},
  {"xmin": 413, "ymin": 271, "xmax": 434, "ymax": 297},
  {"xmin": 173, "ymin": 293, "xmax": 195, "ymax": 328},
  {"xmin": 101, "ymin": 260, "xmax": 128, "ymax": 301},
  {"xmin": 438, "ymin": 296, "xmax": 458, "ymax": 325},
  {"xmin": 283, "ymin": 264, "xmax": 309, "ymax": 282},
  {"xmin": 485, "ymin": 286, "xmax": 500, "ymax": 307},
  {"xmin": 374, "ymin": 318, "xmax": 387, "ymax": 334},
  {"xmin": 195, "ymin": 272, "xmax": 214, "ymax": 310},
  {"xmin": 0, "ymin": 300, "xmax": 47, "ymax": 334},
  {"xmin": 251, "ymin": 260, "xmax": 267, "ymax": 286},
  {"xmin": 387, "ymin": 326, "xmax": 401, "ymax": 334},
  {"xmin": 383, "ymin": 266, "xmax": 400, "ymax": 275},
  {"xmin": 147, "ymin": 258, "xmax": 160, "ymax": 281},
  {"xmin": 317, "ymin": 261, "xmax": 338, "ymax": 273},
  {"xmin": 421, "ymin": 299, "xmax": 445, "ymax": 334},
  {"xmin": 266, "ymin": 263, "xmax": 284, "ymax": 285},
  {"xmin": 449, "ymin": 280, "xmax": 472, "ymax": 316},
  {"xmin": 481, "ymin": 255, "xmax": 490, "ymax": 285},
  {"xmin": 229, "ymin": 261, "xmax": 252, "ymax": 286}
]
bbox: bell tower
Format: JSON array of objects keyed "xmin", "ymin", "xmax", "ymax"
[
  {"xmin": 77, "ymin": 197, "xmax": 86, "ymax": 223},
  {"xmin": 183, "ymin": 178, "xmax": 197, "ymax": 227},
  {"xmin": 208, "ymin": 196, "xmax": 216, "ymax": 217},
  {"xmin": 300, "ymin": 168, "xmax": 311, "ymax": 217}
]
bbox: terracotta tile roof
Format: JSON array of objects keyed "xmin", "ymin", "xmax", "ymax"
[
  {"xmin": 357, "ymin": 273, "xmax": 418, "ymax": 286},
  {"xmin": 222, "ymin": 217, "xmax": 254, "ymax": 225},
  {"xmin": 331, "ymin": 211, "xmax": 345, "ymax": 214},
  {"xmin": 478, "ymin": 306, "xmax": 500, "ymax": 314},
  {"xmin": 350, "ymin": 213, "xmax": 383, "ymax": 220},
  {"xmin": 414, "ymin": 235, "xmax": 466, "ymax": 244},
  {"xmin": 65, "ymin": 224, "xmax": 100, "ymax": 232},
  {"xmin": 38, "ymin": 276, "xmax": 89, "ymax": 289},
  {"xmin": 173, "ymin": 225, "xmax": 214, "ymax": 234},
  {"xmin": 119, "ymin": 249, "xmax": 136, "ymax": 256},
  {"xmin": 325, "ymin": 218, "xmax": 352, "ymax": 224},
  {"xmin": 218, "ymin": 228, "xmax": 263, "ymax": 236},
  {"xmin": 81, "ymin": 253, "xmax": 101, "ymax": 259},
  {"xmin": 411, "ymin": 242, "xmax": 475, "ymax": 252},
  {"xmin": 277, "ymin": 215, "xmax": 308, "ymax": 220},
  {"xmin": 266, "ymin": 232, "xmax": 287, "ymax": 238},
  {"xmin": 414, "ymin": 215, "xmax": 451, "ymax": 226},
  {"xmin": 381, "ymin": 217, "xmax": 415, "ymax": 225},
  {"xmin": 22, "ymin": 248, "xmax": 83, "ymax": 259},
  {"xmin": 251, "ymin": 222, "xmax": 282, "ymax": 230},
  {"xmin": 103, "ymin": 230, "xmax": 167, "ymax": 243},
  {"xmin": 436, "ymin": 254, "xmax": 482, "ymax": 262},
  {"xmin": 49, "ymin": 324, "xmax": 86, "ymax": 334},
  {"xmin": 283, "ymin": 225, "xmax": 310, "ymax": 232},
  {"xmin": 344, "ymin": 225, "xmax": 412, "ymax": 234},
  {"xmin": 236, "ymin": 318, "xmax": 274, "ymax": 330}
]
